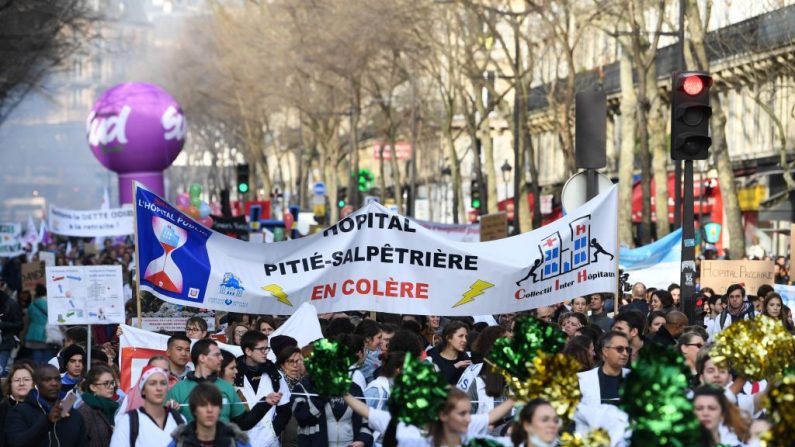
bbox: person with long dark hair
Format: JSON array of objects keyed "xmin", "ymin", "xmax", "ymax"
[
  {"xmin": 692, "ymin": 386, "xmax": 748, "ymax": 446},
  {"xmin": 761, "ymin": 292, "xmax": 792, "ymax": 331},
  {"xmin": 428, "ymin": 321, "xmax": 472, "ymax": 385}
]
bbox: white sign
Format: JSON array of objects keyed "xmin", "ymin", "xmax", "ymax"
[
  {"xmin": 135, "ymin": 184, "xmax": 619, "ymax": 316},
  {"xmin": 0, "ymin": 223, "xmax": 23, "ymax": 258},
  {"xmin": 415, "ymin": 220, "xmax": 480, "ymax": 243},
  {"xmin": 45, "ymin": 265, "xmax": 125, "ymax": 325},
  {"xmin": 39, "ymin": 251, "xmax": 56, "ymax": 267},
  {"xmin": 49, "ymin": 205, "xmax": 134, "ymax": 237},
  {"xmin": 140, "ymin": 317, "xmax": 215, "ymax": 332}
]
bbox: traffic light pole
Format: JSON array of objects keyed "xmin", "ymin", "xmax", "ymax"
[{"xmin": 680, "ymin": 159, "xmax": 697, "ymax": 322}]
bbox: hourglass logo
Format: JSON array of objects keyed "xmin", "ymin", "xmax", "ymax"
[{"xmin": 144, "ymin": 216, "xmax": 188, "ymax": 293}]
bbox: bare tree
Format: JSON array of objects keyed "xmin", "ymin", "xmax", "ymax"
[
  {"xmin": 686, "ymin": 0, "xmax": 745, "ymax": 257},
  {"xmin": 0, "ymin": 0, "xmax": 100, "ymax": 125}
]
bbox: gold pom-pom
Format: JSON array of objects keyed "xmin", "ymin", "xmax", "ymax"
[
  {"xmin": 762, "ymin": 376, "xmax": 795, "ymax": 447},
  {"xmin": 712, "ymin": 315, "xmax": 795, "ymax": 381},
  {"xmin": 497, "ymin": 352, "xmax": 582, "ymax": 423},
  {"xmin": 559, "ymin": 429, "xmax": 611, "ymax": 447}
]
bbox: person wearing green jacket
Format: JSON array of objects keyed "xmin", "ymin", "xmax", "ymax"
[
  {"xmin": 25, "ymin": 284, "xmax": 57, "ymax": 366},
  {"xmin": 165, "ymin": 339, "xmax": 276, "ymax": 430}
]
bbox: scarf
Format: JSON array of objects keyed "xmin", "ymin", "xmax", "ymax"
[
  {"xmin": 280, "ymin": 368, "xmax": 302, "ymax": 391},
  {"xmin": 81, "ymin": 390, "xmax": 119, "ymax": 423}
]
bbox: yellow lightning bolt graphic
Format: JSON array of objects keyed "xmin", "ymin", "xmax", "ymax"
[
  {"xmin": 261, "ymin": 284, "xmax": 293, "ymax": 306},
  {"xmin": 453, "ymin": 280, "xmax": 494, "ymax": 307}
]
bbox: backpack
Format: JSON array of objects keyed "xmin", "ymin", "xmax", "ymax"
[{"xmin": 129, "ymin": 407, "xmax": 185, "ymax": 446}]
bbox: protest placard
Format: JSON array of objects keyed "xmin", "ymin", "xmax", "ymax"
[
  {"xmin": 39, "ymin": 251, "xmax": 56, "ymax": 266},
  {"xmin": 479, "ymin": 212, "xmax": 508, "ymax": 242},
  {"xmin": 49, "ymin": 205, "xmax": 134, "ymax": 237},
  {"xmin": 140, "ymin": 316, "xmax": 215, "ymax": 332},
  {"xmin": 135, "ymin": 182, "xmax": 619, "ymax": 316},
  {"xmin": 0, "ymin": 223, "xmax": 23, "ymax": 258},
  {"xmin": 700, "ymin": 260, "xmax": 775, "ymax": 295},
  {"xmin": 45, "ymin": 265, "xmax": 125, "ymax": 325},
  {"xmin": 21, "ymin": 261, "xmax": 45, "ymax": 294}
]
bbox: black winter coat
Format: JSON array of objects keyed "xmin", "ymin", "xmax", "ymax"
[
  {"xmin": 0, "ymin": 292, "xmax": 23, "ymax": 351},
  {"xmin": 4, "ymin": 391, "xmax": 87, "ymax": 447}
]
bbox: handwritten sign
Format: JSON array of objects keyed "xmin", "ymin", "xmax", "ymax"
[
  {"xmin": 700, "ymin": 260, "xmax": 775, "ymax": 295},
  {"xmin": 480, "ymin": 213, "xmax": 508, "ymax": 242}
]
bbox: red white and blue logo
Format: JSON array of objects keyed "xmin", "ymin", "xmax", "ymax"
[{"xmin": 136, "ymin": 187, "xmax": 212, "ymax": 303}]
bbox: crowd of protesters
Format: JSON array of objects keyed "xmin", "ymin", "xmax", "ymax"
[{"xmin": 0, "ymin": 237, "xmax": 792, "ymax": 446}]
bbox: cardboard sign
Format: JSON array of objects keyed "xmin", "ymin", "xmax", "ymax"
[
  {"xmin": 700, "ymin": 260, "xmax": 775, "ymax": 295},
  {"xmin": 479, "ymin": 213, "xmax": 508, "ymax": 242},
  {"xmin": 21, "ymin": 261, "xmax": 46, "ymax": 294}
]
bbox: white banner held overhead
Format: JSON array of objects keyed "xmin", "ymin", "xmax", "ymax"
[
  {"xmin": 135, "ymin": 183, "xmax": 619, "ymax": 316},
  {"xmin": 49, "ymin": 205, "xmax": 134, "ymax": 237},
  {"xmin": 0, "ymin": 223, "xmax": 23, "ymax": 258}
]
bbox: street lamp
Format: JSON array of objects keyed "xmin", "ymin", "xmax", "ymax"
[{"xmin": 501, "ymin": 159, "xmax": 512, "ymax": 199}]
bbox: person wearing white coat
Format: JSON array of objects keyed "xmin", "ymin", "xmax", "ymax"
[{"xmin": 577, "ymin": 332, "xmax": 631, "ymax": 406}]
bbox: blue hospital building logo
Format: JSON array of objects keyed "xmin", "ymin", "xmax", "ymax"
[
  {"xmin": 516, "ymin": 215, "xmax": 613, "ymax": 286},
  {"xmin": 219, "ymin": 273, "xmax": 245, "ymax": 297}
]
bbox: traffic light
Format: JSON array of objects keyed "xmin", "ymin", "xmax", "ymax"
[
  {"xmin": 671, "ymin": 71, "xmax": 713, "ymax": 160},
  {"xmin": 357, "ymin": 168, "xmax": 374, "ymax": 192},
  {"xmin": 236, "ymin": 164, "xmax": 250, "ymax": 194},
  {"xmin": 470, "ymin": 178, "xmax": 482, "ymax": 210},
  {"xmin": 337, "ymin": 186, "xmax": 348, "ymax": 208}
]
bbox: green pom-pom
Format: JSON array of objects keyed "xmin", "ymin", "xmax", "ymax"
[
  {"xmin": 488, "ymin": 315, "xmax": 567, "ymax": 380},
  {"xmin": 388, "ymin": 352, "xmax": 448, "ymax": 426},
  {"xmin": 304, "ymin": 338, "xmax": 356, "ymax": 397},
  {"xmin": 619, "ymin": 343, "xmax": 702, "ymax": 447},
  {"xmin": 463, "ymin": 437, "xmax": 508, "ymax": 447}
]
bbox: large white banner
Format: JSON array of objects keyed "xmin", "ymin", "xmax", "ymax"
[
  {"xmin": 49, "ymin": 205, "xmax": 134, "ymax": 237},
  {"xmin": 0, "ymin": 223, "xmax": 23, "ymax": 258},
  {"xmin": 135, "ymin": 183, "xmax": 619, "ymax": 316}
]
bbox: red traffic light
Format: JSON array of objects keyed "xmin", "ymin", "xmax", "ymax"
[{"xmin": 683, "ymin": 76, "xmax": 704, "ymax": 96}]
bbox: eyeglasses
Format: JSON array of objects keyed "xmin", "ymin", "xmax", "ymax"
[
  {"xmin": 252, "ymin": 346, "xmax": 270, "ymax": 353},
  {"xmin": 95, "ymin": 380, "xmax": 116, "ymax": 388},
  {"xmin": 185, "ymin": 327, "xmax": 203, "ymax": 333},
  {"xmin": 604, "ymin": 346, "xmax": 632, "ymax": 354},
  {"xmin": 12, "ymin": 377, "xmax": 33, "ymax": 385},
  {"xmin": 685, "ymin": 343, "xmax": 704, "ymax": 349}
]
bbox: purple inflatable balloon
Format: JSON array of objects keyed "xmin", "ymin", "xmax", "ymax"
[{"xmin": 87, "ymin": 82, "xmax": 186, "ymax": 203}]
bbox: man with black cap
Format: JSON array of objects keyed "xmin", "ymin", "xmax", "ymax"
[
  {"xmin": 5, "ymin": 364, "xmax": 86, "ymax": 446},
  {"xmin": 58, "ymin": 344, "xmax": 85, "ymax": 399}
]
